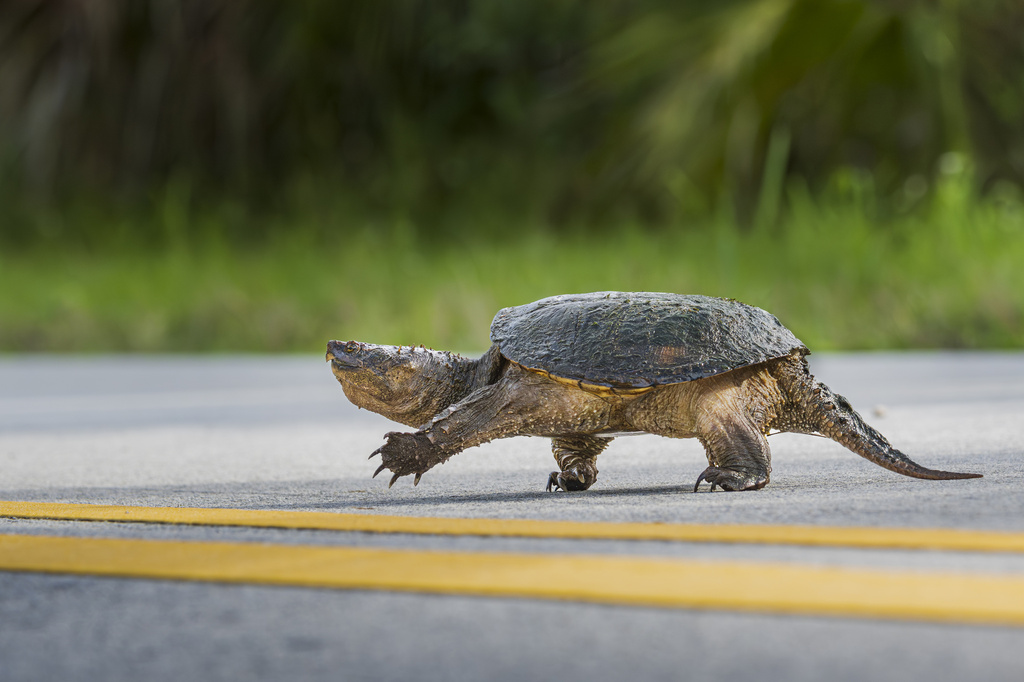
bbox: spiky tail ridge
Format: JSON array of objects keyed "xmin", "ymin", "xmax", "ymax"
[{"xmin": 774, "ymin": 354, "xmax": 982, "ymax": 481}]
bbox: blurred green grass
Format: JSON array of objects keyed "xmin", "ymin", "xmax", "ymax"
[
  {"xmin": 3, "ymin": 171, "xmax": 1022, "ymax": 353},
  {"xmin": 3, "ymin": 2, "xmax": 1024, "ymax": 354}
]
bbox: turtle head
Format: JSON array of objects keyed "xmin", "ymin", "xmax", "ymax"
[{"xmin": 327, "ymin": 340, "xmax": 469, "ymax": 428}]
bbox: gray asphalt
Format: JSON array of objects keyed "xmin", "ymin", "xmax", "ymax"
[{"xmin": 2, "ymin": 351, "xmax": 1024, "ymax": 682}]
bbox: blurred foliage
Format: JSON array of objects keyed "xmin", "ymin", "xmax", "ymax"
[
  {"xmin": 2, "ymin": 0, "xmax": 1024, "ymax": 246},
  {"xmin": 4, "ymin": 167, "xmax": 1024, "ymax": 352}
]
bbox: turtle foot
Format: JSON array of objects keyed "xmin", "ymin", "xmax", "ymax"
[
  {"xmin": 545, "ymin": 464, "xmax": 597, "ymax": 492},
  {"xmin": 693, "ymin": 466, "xmax": 768, "ymax": 492},
  {"xmin": 370, "ymin": 431, "xmax": 442, "ymax": 487}
]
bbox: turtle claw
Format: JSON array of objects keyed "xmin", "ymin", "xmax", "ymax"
[
  {"xmin": 369, "ymin": 431, "xmax": 443, "ymax": 488},
  {"xmin": 692, "ymin": 469, "xmax": 717, "ymax": 492},
  {"xmin": 693, "ymin": 466, "xmax": 768, "ymax": 492},
  {"xmin": 545, "ymin": 469, "xmax": 591, "ymax": 492},
  {"xmin": 413, "ymin": 473, "xmax": 422, "ymax": 486}
]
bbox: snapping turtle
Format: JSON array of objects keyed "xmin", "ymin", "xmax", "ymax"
[{"xmin": 327, "ymin": 292, "xmax": 980, "ymax": 491}]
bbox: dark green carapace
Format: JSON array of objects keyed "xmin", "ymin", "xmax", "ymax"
[
  {"xmin": 491, "ymin": 292, "xmax": 805, "ymax": 388},
  {"xmin": 328, "ymin": 292, "xmax": 982, "ymax": 492}
]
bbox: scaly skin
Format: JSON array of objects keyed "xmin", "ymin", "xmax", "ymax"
[{"xmin": 329, "ymin": 342, "xmax": 981, "ymax": 491}]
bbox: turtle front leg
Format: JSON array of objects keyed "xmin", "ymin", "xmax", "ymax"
[
  {"xmin": 547, "ymin": 435, "xmax": 612, "ymax": 492},
  {"xmin": 368, "ymin": 382, "xmax": 515, "ymax": 487},
  {"xmin": 371, "ymin": 366, "xmax": 612, "ymax": 487}
]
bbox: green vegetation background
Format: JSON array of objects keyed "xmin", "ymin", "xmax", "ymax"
[{"xmin": 2, "ymin": 0, "xmax": 1023, "ymax": 352}]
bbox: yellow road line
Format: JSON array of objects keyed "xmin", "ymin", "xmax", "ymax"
[
  {"xmin": 2, "ymin": 533, "xmax": 1024, "ymax": 626},
  {"xmin": 4, "ymin": 500, "xmax": 1024, "ymax": 553}
]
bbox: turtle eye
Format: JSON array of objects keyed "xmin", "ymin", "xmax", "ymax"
[{"xmin": 344, "ymin": 341, "xmax": 360, "ymax": 352}]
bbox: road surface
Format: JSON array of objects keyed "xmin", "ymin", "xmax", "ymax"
[{"xmin": 1, "ymin": 352, "xmax": 1023, "ymax": 681}]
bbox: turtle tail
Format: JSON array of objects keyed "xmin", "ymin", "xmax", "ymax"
[{"xmin": 774, "ymin": 356, "xmax": 982, "ymax": 481}]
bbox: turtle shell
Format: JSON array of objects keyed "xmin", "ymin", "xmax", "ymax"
[{"xmin": 490, "ymin": 292, "xmax": 806, "ymax": 388}]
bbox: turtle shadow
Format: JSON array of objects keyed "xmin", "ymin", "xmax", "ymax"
[
  {"xmin": 306, "ymin": 483, "xmax": 698, "ymax": 510},
  {"xmin": 2, "ymin": 480, "xmax": 705, "ymax": 515}
]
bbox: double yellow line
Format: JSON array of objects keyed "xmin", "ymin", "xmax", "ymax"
[
  {"xmin": 5, "ymin": 500, "xmax": 1024, "ymax": 552},
  {"xmin": 3, "ymin": 501, "xmax": 1024, "ymax": 626}
]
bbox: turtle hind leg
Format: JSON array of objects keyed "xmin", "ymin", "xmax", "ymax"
[
  {"xmin": 546, "ymin": 435, "xmax": 612, "ymax": 492},
  {"xmin": 693, "ymin": 413, "xmax": 771, "ymax": 492}
]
